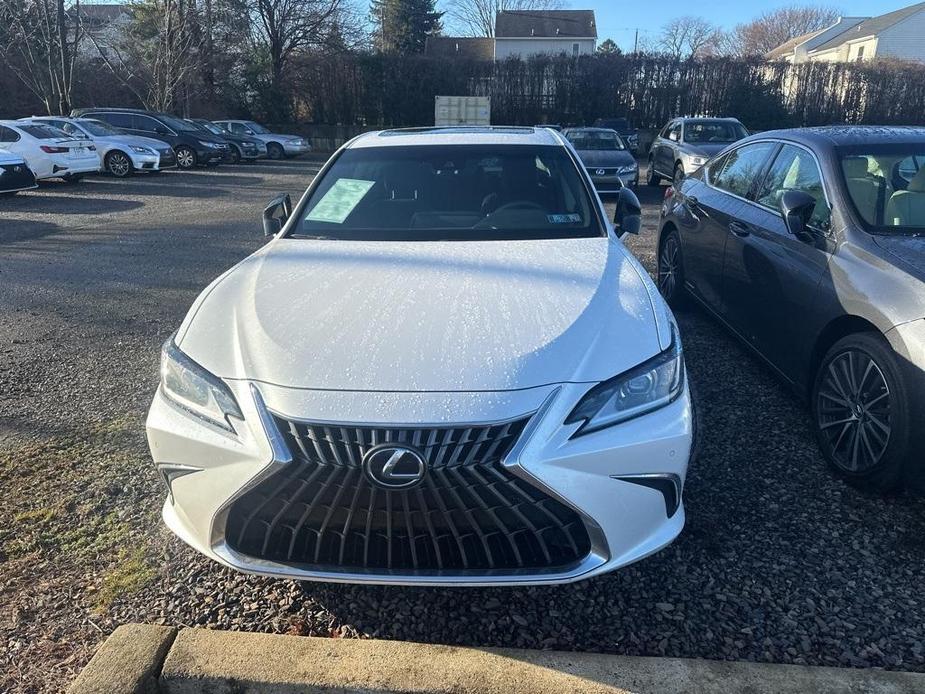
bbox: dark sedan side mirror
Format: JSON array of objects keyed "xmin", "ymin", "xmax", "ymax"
[
  {"xmin": 262, "ymin": 193, "xmax": 292, "ymax": 236},
  {"xmin": 780, "ymin": 190, "xmax": 816, "ymax": 239},
  {"xmin": 614, "ymin": 187, "xmax": 642, "ymax": 237}
]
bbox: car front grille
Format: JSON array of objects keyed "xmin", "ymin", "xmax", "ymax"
[
  {"xmin": 587, "ymin": 167, "xmax": 617, "ymax": 176},
  {"xmin": 224, "ymin": 418, "xmax": 592, "ymax": 573}
]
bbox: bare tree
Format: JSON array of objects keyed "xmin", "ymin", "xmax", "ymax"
[
  {"xmin": 720, "ymin": 4, "xmax": 841, "ymax": 57},
  {"xmin": 0, "ymin": 0, "xmax": 82, "ymax": 114},
  {"xmin": 445, "ymin": 0, "xmax": 563, "ymax": 38},
  {"xmin": 86, "ymin": 0, "xmax": 202, "ymax": 112},
  {"xmin": 657, "ymin": 16, "xmax": 720, "ymax": 59}
]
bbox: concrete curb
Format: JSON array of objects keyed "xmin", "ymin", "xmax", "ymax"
[
  {"xmin": 69, "ymin": 624, "xmax": 177, "ymax": 694},
  {"xmin": 71, "ymin": 624, "xmax": 925, "ymax": 694}
]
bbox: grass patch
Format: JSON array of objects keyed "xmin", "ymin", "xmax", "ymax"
[
  {"xmin": 95, "ymin": 548, "xmax": 156, "ymax": 612},
  {"xmin": 13, "ymin": 507, "xmax": 55, "ymax": 524}
]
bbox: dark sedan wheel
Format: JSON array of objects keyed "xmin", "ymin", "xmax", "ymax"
[
  {"xmin": 267, "ymin": 142, "xmax": 285, "ymax": 160},
  {"xmin": 646, "ymin": 159, "xmax": 661, "ymax": 186},
  {"xmin": 813, "ymin": 333, "xmax": 915, "ymax": 492},
  {"xmin": 105, "ymin": 150, "xmax": 133, "ymax": 178},
  {"xmin": 657, "ymin": 230, "xmax": 687, "ymax": 308},
  {"xmin": 175, "ymin": 146, "xmax": 196, "ymax": 169},
  {"xmin": 229, "ymin": 146, "xmax": 241, "ymax": 164}
]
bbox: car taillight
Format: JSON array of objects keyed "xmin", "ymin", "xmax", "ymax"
[
  {"xmin": 664, "ymin": 186, "xmax": 675, "ymax": 201},
  {"xmin": 40, "ymin": 145, "xmax": 69, "ymax": 153}
]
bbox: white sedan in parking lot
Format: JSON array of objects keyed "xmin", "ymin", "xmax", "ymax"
[
  {"xmin": 0, "ymin": 120, "xmax": 100, "ymax": 182},
  {"xmin": 146, "ymin": 126, "xmax": 694, "ymax": 587},
  {"xmin": 22, "ymin": 116, "xmax": 176, "ymax": 177}
]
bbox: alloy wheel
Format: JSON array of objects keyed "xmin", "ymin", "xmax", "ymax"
[
  {"xmin": 176, "ymin": 147, "xmax": 195, "ymax": 169},
  {"xmin": 107, "ymin": 151, "xmax": 131, "ymax": 177},
  {"xmin": 267, "ymin": 143, "xmax": 284, "ymax": 160},
  {"xmin": 816, "ymin": 349, "xmax": 892, "ymax": 473},
  {"xmin": 658, "ymin": 236, "xmax": 680, "ymax": 299}
]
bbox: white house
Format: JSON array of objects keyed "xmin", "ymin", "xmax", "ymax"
[
  {"xmin": 767, "ymin": 2, "xmax": 925, "ymax": 64},
  {"xmin": 493, "ymin": 10, "xmax": 597, "ymax": 60}
]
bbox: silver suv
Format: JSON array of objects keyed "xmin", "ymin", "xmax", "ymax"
[{"xmin": 648, "ymin": 117, "xmax": 748, "ymax": 185}]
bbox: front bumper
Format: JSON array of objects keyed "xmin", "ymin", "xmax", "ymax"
[
  {"xmin": 282, "ymin": 141, "xmax": 311, "ymax": 156},
  {"xmin": 588, "ymin": 168, "xmax": 639, "ymax": 193},
  {"xmin": 147, "ymin": 378, "xmax": 693, "ymax": 586},
  {"xmin": 0, "ymin": 162, "xmax": 37, "ymax": 192},
  {"xmin": 196, "ymin": 146, "xmax": 226, "ymax": 164}
]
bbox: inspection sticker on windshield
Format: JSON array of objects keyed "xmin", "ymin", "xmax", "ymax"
[
  {"xmin": 547, "ymin": 213, "xmax": 582, "ymax": 224},
  {"xmin": 305, "ymin": 178, "xmax": 375, "ymax": 224}
]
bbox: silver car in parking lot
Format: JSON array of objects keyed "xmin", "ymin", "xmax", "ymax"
[
  {"xmin": 213, "ymin": 120, "xmax": 311, "ymax": 159},
  {"xmin": 648, "ymin": 117, "xmax": 748, "ymax": 185},
  {"xmin": 23, "ymin": 116, "xmax": 176, "ymax": 177}
]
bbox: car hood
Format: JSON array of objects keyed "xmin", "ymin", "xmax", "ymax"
[
  {"xmin": 872, "ymin": 234, "xmax": 925, "ymax": 283},
  {"xmin": 177, "ymin": 237, "xmax": 662, "ymax": 392},
  {"xmin": 0, "ymin": 148, "xmax": 25, "ymax": 165},
  {"xmin": 683, "ymin": 143, "xmax": 730, "ymax": 158},
  {"xmin": 98, "ymin": 134, "xmax": 170, "ymax": 150},
  {"xmin": 575, "ymin": 150, "xmax": 636, "ymax": 168}
]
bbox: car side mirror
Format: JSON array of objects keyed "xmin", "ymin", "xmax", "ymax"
[
  {"xmin": 780, "ymin": 190, "xmax": 816, "ymax": 239},
  {"xmin": 243, "ymin": 129, "xmax": 255, "ymax": 135},
  {"xmin": 262, "ymin": 193, "xmax": 292, "ymax": 236},
  {"xmin": 614, "ymin": 187, "xmax": 642, "ymax": 237}
]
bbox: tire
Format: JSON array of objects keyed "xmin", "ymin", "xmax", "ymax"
[
  {"xmin": 812, "ymin": 332, "xmax": 919, "ymax": 493},
  {"xmin": 175, "ymin": 146, "xmax": 197, "ymax": 169},
  {"xmin": 657, "ymin": 229, "xmax": 687, "ymax": 308},
  {"xmin": 674, "ymin": 163, "xmax": 685, "ymax": 184},
  {"xmin": 229, "ymin": 146, "xmax": 241, "ymax": 165},
  {"xmin": 646, "ymin": 158, "xmax": 661, "ymax": 186},
  {"xmin": 267, "ymin": 142, "xmax": 285, "ymax": 160},
  {"xmin": 105, "ymin": 150, "xmax": 133, "ymax": 178}
]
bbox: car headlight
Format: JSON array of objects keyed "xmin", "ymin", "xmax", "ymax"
[
  {"xmin": 683, "ymin": 153, "xmax": 707, "ymax": 167},
  {"xmin": 198, "ymin": 140, "xmax": 218, "ymax": 148},
  {"xmin": 160, "ymin": 338, "xmax": 243, "ymax": 432},
  {"xmin": 565, "ymin": 326, "xmax": 684, "ymax": 436},
  {"xmin": 618, "ymin": 165, "xmax": 637, "ymax": 175},
  {"xmin": 130, "ymin": 145, "xmax": 154, "ymax": 154}
]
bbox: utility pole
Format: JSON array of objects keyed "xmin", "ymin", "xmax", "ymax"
[{"xmin": 634, "ymin": 29, "xmax": 638, "ymax": 53}]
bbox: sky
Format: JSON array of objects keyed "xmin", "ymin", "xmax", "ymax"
[{"xmin": 589, "ymin": 0, "xmax": 917, "ymax": 51}]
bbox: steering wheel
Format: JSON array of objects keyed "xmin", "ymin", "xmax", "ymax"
[{"xmin": 491, "ymin": 200, "xmax": 545, "ymax": 214}]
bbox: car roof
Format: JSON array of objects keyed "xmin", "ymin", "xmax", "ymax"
[
  {"xmin": 563, "ymin": 127, "xmax": 617, "ymax": 134},
  {"xmin": 753, "ymin": 125, "xmax": 925, "ymax": 148},
  {"xmin": 347, "ymin": 126, "xmax": 564, "ymax": 149}
]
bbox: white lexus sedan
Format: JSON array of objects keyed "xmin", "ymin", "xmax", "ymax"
[{"xmin": 146, "ymin": 127, "xmax": 695, "ymax": 586}]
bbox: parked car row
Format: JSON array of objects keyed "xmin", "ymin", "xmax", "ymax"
[{"xmin": 0, "ymin": 108, "xmax": 312, "ymax": 192}]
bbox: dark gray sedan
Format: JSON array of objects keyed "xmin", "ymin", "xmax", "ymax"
[
  {"xmin": 658, "ymin": 126, "xmax": 925, "ymax": 493},
  {"xmin": 563, "ymin": 127, "xmax": 638, "ymax": 193}
]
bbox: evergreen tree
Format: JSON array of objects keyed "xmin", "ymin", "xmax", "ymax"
[{"xmin": 371, "ymin": 0, "xmax": 442, "ymax": 55}]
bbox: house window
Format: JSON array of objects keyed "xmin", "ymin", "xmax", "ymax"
[
  {"xmin": 572, "ymin": 43, "xmax": 580, "ymax": 56},
  {"xmin": 856, "ymin": 46, "xmax": 865, "ymax": 62}
]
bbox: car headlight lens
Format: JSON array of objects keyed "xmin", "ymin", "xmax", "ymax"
[
  {"xmin": 565, "ymin": 326, "xmax": 684, "ymax": 436},
  {"xmin": 198, "ymin": 140, "xmax": 218, "ymax": 148},
  {"xmin": 160, "ymin": 338, "xmax": 242, "ymax": 432},
  {"xmin": 684, "ymin": 154, "xmax": 707, "ymax": 166},
  {"xmin": 130, "ymin": 145, "xmax": 154, "ymax": 154},
  {"xmin": 618, "ymin": 165, "xmax": 637, "ymax": 175}
]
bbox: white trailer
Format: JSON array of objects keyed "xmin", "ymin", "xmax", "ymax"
[{"xmin": 434, "ymin": 96, "xmax": 491, "ymax": 126}]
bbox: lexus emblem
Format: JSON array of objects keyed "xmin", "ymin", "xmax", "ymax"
[
  {"xmin": 595, "ymin": 168, "xmax": 606, "ymax": 176},
  {"xmin": 362, "ymin": 444, "xmax": 426, "ymax": 490}
]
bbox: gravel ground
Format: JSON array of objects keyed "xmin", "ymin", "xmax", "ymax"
[{"xmin": 1, "ymin": 159, "xmax": 924, "ymax": 693}]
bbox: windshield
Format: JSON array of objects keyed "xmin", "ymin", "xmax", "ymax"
[
  {"xmin": 158, "ymin": 114, "xmax": 197, "ymax": 132},
  {"xmin": 245, "ymin": 121, "xmax": 270, "ymax": 134},
  {"xmin": 566, "ymin": 131, "xmax": 625, "ymax": 151},
  {"xmin": 291, "ymin": 145, "xmax": 601, "ymax": 241},
  {"xmin": 199, "ymin": 122, "xmax": 225, "ymax": 135},
  {"xmin": 838, "ymin": 144, "xmax": 925, "ymax": 235},
  {"xmin": 685, "ymin": 121, "xmax": 748, "ymax": 144},
  {"xmin": 20, "ymin": 124, "xmax": 68, "ymax": 140},
  {"xmin": 80, "ymin": 119, "xmax": 119, "ymax": 136}
]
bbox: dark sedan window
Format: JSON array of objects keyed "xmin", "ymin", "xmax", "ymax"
[
  {"xmin": 838, "ymin": 145, "xmax": 925, "ymax": 233},
  {"xmin": 292, "ymin": 145, "xmax": 601, "ymax": 241},
  {"xmin": 709, "ymin": 142, "xmax": 776, "ymax": 199},
  {"xmin": 756, "ymin": 145, "xmax": 831, "ymax": 230},
  {"xmin": 566, "ymin": 131, "xmax": 625, "ymax": 151}
]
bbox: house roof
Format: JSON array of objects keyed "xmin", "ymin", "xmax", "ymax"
[
  {"xmin": 766, "ymin": 29, "xmax": 825, "ymax": 59},
  {"xmin": 495, "ymin": 10, "xmax": 597, "ymax": 39},
  {"xmin": 812, "ymin": 2, "xmax": 925, "ymax": 53},
  {"xmin": 424, "ymin": 37, "xmax": 494, "ymax": 60}
]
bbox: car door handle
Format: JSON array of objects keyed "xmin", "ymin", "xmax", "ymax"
[{"xmin": 728, "ymin": 221, "xmax": 751, "ymax": 237}]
